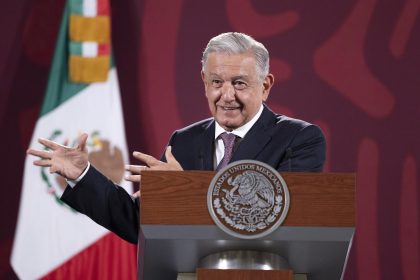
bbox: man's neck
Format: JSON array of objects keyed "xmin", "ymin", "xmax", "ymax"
[{"xmin": 214, "ymin": 104, "xmax": 264, "ymax": 139}]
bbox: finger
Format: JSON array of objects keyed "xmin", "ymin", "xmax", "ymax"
[
  {"xmin": 132, "ymin": 191, "xmax": 141, "ymax": 198},
  {"xmin": 63, "ymin": 138, "xmax": 69, "ymax": 146},
  {"xmin": 165, "ymin": 146, "xmax": 176, "ymax": 163},
  {"xmin": 38, "ymin": 138, "xmax": 60, "ymax": 150},
  {"xmin": 27, "ymin": 149, "xmax": 51, "ymax": 159},
  {"xmin": 33, "ymin": 159, "xmax": 51, "ymax": 167},
  {"xmin": 50, "ymin": 165, "xmax": 59, "ymax": 174},
  {"xmin": 150, "ymin": 165, "xmax": 172, "ymax": 171},
  {"xmin": 164, "ymin": 146, "xmax": 183, "ymax": 170},
  {"xmin": 125, "ymin": 165, "xmax": 147, "ymax": 174},
  {"xmin": 77, "ymin": 133, "xmax": 89, "ymax": 151},
  {"xmin": 124, "ymin": 174, "xmax": 141, "ymax": 183},
  {"xmin": 133, "ymin": 151, "xmax": 161, "ymax": 167}
]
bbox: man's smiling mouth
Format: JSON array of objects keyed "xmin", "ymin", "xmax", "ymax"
[{"xmin": 219, "ymin": 105, "xmax": 241, "ymax": 111}]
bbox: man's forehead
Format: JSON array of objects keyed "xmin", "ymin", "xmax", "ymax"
[
  {"xmin": 207, "ymin": 51, "xmax": 256, "ymax": 62},
  {"xmin": 204, "ymin": 52, "xmax": 258, "ymax": 76}
]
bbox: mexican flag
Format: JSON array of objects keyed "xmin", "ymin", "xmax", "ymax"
[{"xmin": 11, "ymin": 0, "xmax": 137, "ymax": 279}]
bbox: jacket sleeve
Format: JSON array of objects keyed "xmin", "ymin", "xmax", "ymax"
[{"xmin": 60, "ymin": 165, "xmax": 139, "ymax": 244}]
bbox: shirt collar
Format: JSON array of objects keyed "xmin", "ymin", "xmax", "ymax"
[{"xmin": 214, "ymin": 104, "xmax": 264, "ymax": 139}]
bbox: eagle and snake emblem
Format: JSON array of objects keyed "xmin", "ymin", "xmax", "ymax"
[{"xmin": 209, "ymin": 161, "xmax": 289, "ymax": 238}]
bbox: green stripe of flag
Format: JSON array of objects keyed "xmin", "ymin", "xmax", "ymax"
[
  {"xmin": 69, "ymin": 42, "xmax": 82, "ymax": 55},
  {"xmin": 69, "ymin": 0, "xmax": 84, "ymax": 15}
]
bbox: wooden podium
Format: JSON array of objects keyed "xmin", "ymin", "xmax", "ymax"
[{"xmin": 138, "ymin": 171, "xmax": 355, "ymax": 280}]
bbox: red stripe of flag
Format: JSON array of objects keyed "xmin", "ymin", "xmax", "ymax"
[
  {"xmin": 98, "ymin": 44, "xmax": 110, "ymax": 55},
  {"xmin": 40, "ymin": 234, "xmax": 137, "ymax": 280},
  {"xmin": 97, "ymin": 0, "xmax": 110, "ymax": 16}
]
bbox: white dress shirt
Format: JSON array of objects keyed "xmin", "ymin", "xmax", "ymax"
[{"xmin": 214, "ymin": 104, "xmax": 264, "ymax": 168}]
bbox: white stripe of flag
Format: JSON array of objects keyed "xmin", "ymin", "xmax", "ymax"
[{"xmin": 83, "ymin": 0, "xmax": 97, "ymax": 17}]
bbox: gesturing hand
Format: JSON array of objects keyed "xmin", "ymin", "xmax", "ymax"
[
  {"xmin": 125, "ymin": 146, "xmax": 183, "ymax": 184},
  {"xmin": 27, "ymin": 133, "xmax": 89, "ymax": 180}
]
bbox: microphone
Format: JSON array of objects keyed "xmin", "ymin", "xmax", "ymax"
[
  {"xmin": 286, "ymin": 148, "xmax": 293, "ymax": 172},
  {"xmin": 198, "ymin": 150, "xmax": 204, "ymax": 170}
]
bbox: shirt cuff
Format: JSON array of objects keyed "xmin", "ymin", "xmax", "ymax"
[{"xmin": 66, "ymin": 162, "xmax": 91, "ymax": 188}]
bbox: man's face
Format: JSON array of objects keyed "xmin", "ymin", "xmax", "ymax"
[{"xmin": 201, "ymin": 52, "xmax": 274, "ymax": 131}]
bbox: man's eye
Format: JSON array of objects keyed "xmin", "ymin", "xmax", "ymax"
[
  {"xmin": 233, "ymin": 81, "xmax": 247, "ymax": 90},
  {"xmin": 212, "ymin": 80, "xmax": 223, "ymax": 87}
]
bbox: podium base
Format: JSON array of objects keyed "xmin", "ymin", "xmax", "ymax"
[{"xmin": 198, "ymin": 250, "xmax": 290, "ymax": 270}]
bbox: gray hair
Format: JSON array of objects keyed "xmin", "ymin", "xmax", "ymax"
[{"xmin": 201, "ymin": 32, "xmax": 270, "ymax": 80}]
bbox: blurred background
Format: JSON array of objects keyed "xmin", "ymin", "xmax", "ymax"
[{"xmin": 1, "ymin": 0, "xmax": 419, "ymax": 279}]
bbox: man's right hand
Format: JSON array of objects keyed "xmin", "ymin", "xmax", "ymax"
[{"xmin": 27, "ymin": 133, "xmax": 89, "ymax": 180}]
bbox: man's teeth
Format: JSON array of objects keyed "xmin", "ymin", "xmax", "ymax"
[{"xmin": 222, "ymin": 106, "xmax": 238, "ymax": 110}]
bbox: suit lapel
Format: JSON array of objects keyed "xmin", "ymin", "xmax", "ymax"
[
  {"xmin": 230, "ymin": 106, "xmax": 274, "ymax": 162},
  {"xmin": 195, "ymin": 120, "xmax": 215, "ymax": 170}
]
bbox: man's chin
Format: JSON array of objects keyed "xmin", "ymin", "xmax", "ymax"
[{"xmin": 216, "ymin": 119, "xmax": 243, "ymax": 131}]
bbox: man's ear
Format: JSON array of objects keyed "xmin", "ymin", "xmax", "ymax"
[
  {"xmin": 201, "ymin": 71, "xmax": 208, "ymax": 92},
  {"xmin": 262, "ymin": 74, "xmax": 274, "ymax": 101},
  {"xmin": 201, "ymin": 71, "xmax": 206, "ymax": 82}
]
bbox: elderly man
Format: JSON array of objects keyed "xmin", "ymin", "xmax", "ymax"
[{"xmin": 28, "ymin": 32, "xmax": 326, "ymax": 243}]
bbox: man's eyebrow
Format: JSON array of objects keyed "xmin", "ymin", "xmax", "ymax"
[
  {"xmin": 206, "ymin": 74, "xmax": 250, "ymax": 81},
  {"xmin": 207, "ymin": 73, "xmax": 222, "ymax": 78},
  {"xmin": 231, "ymin": 75, "xmax": 249, "ymax": 80}
]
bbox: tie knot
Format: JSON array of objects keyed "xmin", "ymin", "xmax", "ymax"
[{"xmin": 220, "ymin": 132, "xmax": 236, "ymax": 149}]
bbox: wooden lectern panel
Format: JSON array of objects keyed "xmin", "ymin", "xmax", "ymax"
[
  {"xmin": 139, "ymin": 172, "xmax": 355, "ymax": 280},
  {"xmin": 196, "ymin": 268, "xmax": 293, "ymax": 280},
  {"xmin": 141, "ymin": 171, "xmax": 355, "ymax": 227}
]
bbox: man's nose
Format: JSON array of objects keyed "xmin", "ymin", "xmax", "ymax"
[{"xmin": 220, "ymin": 83, "xmax": 236, "ymax": 101}]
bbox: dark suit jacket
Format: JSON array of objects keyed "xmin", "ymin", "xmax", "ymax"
[{"xmin": 61, "ymin": 105, "xmax": 326, "ymax": 244}]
